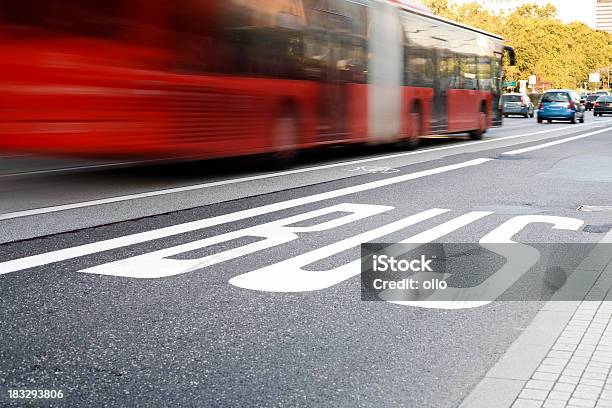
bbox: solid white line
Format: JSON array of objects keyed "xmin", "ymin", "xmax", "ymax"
[
  {"xmin": 1, "ymin": 121, "xmax": 609, "ymax": 221},
  {"xmin": 0, "ymin": 158, "xmax": 171, "ymax": 178},
  {"xmin": 0, "ymin": 154, "xmax": 29, "ymax": 158},
  {"xmin": 502, "ymin": 127, "xmax": 611, "ymax": 155},
  {"xmin": 0, "ymin": 158, "xmax": 490, "ymax": 275}
]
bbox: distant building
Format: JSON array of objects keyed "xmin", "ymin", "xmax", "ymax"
[{"xmin": 596, "ymin": 0, "xmax": 612, "ymax": 33}]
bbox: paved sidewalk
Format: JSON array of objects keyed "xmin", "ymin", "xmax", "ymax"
[
  {"xmin": 461, "ymin": 236, "xmax": 612, "ymax": 408},
  {"xmin": 515, "ymin": 299, "xmax": 612, "ymax": 408}
]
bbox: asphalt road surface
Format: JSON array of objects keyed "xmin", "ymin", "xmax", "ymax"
[{"xmin": 1, "ymin": 113, "xmax": 612, "ymax": 407}]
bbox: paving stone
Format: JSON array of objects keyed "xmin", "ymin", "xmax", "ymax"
[
  {"xmin": 588, "ymin": 361, "xmax": 611, "ymax": 369},
  {"xmin": 519, "ymin": 388, "xmax": 549, "ymax": 401},
  {"xmin": 540, "ymin": 365, "xmax": 565, "ymax": 374},
  {"xmin": 554, "ymin": 344, "xmax": 578, "ymax": 352},
  {"xmin": 568, "ymin": 397, "xmax": 597, "ymax": 407},
  {"xmin": 543, "ymin": 401, "xmax": 565, "ymax": 408},
  {"xmin": 534, "ymin": 372, "xmax": 561, "ymax": 381},
  {"xmin": 585, "ymin": 366, "xmax": 609, "ymax": 374},
  {"xmin": 544, "ymin": 358, "xmax": 569, "ymax": 367},
  {"xmin": 558, "ymin": 375, "xmax": 581, "ymax": 385},
  {"xmin": 513, "ymin": 399, "xmax": 543, "ymax": 408},
  {"xmin": 547, "ymin": 390, "xmax": 572, "ymax": 401},
  {"xmin": 554, "ymin": 382, "xmax": 576, "ymax": 392},
  {"xmin": 565, "ymin": 369, "xmax": 587, "ymax": 377},
  {"xmin": 575, "ymin": 384, "xmax": 603, "ymax": 395},
  {"xmin": 579, "ymin": 378, "xmax": 605, "ymax": 387},
  {"xmin": 549, "ymin": 351, "xmax": 573, "ymax": 360},
  {"xmin": 526, "ymin": 380, "xmax": 555, "ymax": 391},
  {"xmin": 574, "ymin": 391, "xmax": 601, "ymax": 401},
  {"xmin": 567, "ymin": 363, "xmax": 588, "ymax": 372},
  {"xmin": 583, "ymin": 372, "xmax": 607, "ymax": 381}
]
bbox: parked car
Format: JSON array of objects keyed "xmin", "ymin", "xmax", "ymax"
[
  {"xmin": 537, "ymin": 89, "xmax": 585, "ymax": 124},
  {"xmin": 585, "ymin": 94, "xmax": 600, "ymax": 111},
  {"xmin": 502, "ymin": 93, "xmax": 535, "ymax": 118},
  {"xmin": 594, "ymin": 95, "xmax": 612, "ymax": 116},
  {"xmin": 593, "ymin": 91, "xmax": 610, "ymax": 96}
]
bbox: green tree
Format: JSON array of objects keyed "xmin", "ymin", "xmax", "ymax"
[{"xmin": 513, "ymin": 3, "xmax": 557, "ymax": 19}]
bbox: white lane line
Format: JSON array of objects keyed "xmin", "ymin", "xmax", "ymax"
[
  {"xmin": 2, "ymin": 121, "xmax": 609, "ymax": 221},
  {"xmin": 0, "ymin": 158, "xmax": 490, "ymax": 275},
  {"xmin": 502, "ymin": 127, "xmax": 611, "ymax": 155},
  {"xmin": 0, "ymin": 154, "xmax": 29, "ymax": 158},
  {"xmin": 0, "ymin": 159, "xmax": 173, "ymax": 178},
  {"xmin": 229, "ymin": 210, "xmax": 492, "ymax": 292}
]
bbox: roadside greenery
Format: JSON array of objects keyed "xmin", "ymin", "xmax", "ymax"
[{"xmin": 423, "ymin": 0, "xmax": 612, "ymax": 90}]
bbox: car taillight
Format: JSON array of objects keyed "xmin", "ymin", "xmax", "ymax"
[
  {"xmin": 538, "ymin": 102, "xmax": 543, "ymax": 109},
  {"xmin": 595, "ymin": 102, "xmax": 600, "ymax": 107},
  {"xmin": 568, "ymin": 100, "xmax": 575, "ymax": 109}
]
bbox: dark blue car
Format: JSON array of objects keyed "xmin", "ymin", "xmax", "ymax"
[{"xmin": 537, "ymin": 90, "xmax": 585, "ymax": 124}]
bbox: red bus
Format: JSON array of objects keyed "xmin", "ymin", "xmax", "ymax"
[{"xmin": 0, "ymin": 0, "xmax": 515, "ymax": 163}]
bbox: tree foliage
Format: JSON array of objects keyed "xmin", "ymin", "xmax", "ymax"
[{"xmin": 423, "ymin": 0, "xmax": 612, "ymax": 89}]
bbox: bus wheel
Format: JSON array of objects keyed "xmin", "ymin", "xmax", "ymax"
[
  {"xmin": 470, "ymin": 109, "xmax": 486, "ymax": 140},
  {"xmin": 271, "ymin": 109, "xmax": 299, "ymax": 168}
]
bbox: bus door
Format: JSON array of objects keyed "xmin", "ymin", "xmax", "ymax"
[
  {"xmin": 491, "ymin": 51, "xmax": 504, "ymax": 126},
  {"xmin": 367, "ymin": 1, "xmax": 402, "ymax": 143},
  {"xmin": 318, "ymin": 29, "xmax": 350, "ymax": 140},
  {"xmin": 432, "ymin": 48, "xmax": 450, "ymax": 132}
]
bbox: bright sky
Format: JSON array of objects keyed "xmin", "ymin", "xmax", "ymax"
[
  {"xmin": 555, "ymin": 0, "xmax": 596, "ymax": 27},
  {"xmin": 450, "ymin": 0, "xmax": 597, "ymax": 28}
]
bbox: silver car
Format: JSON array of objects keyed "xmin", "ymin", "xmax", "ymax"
[{"xmin": 502, "ymin": 93, "xmax": 535, "ymax": 118}]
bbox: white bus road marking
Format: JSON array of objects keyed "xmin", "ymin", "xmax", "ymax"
[
  {"xmin": 389, "ymin": 215, "xmax": 584, "ymax": 310},
  {"xmin": 79, "ymin": 203, "xmax": 395, "ymax": 278},
  {"xmin": 229, "ymin": 211, "xmax": 492, "ymax": 292},
  {"xmin": 502, "ymin": 127, "xmax": 611, "ymax": 155},
  {"xmin": 0, "ymin": 158, "xmax": 490, "ymax": 275},
  {"xmin": 2, "ymin": 120, "xmax": 609, "ymax": 221}
]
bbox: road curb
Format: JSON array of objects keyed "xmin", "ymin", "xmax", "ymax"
[{"xmin": 460, "ymin": 231, "xmax": 612, "ymax": 407}]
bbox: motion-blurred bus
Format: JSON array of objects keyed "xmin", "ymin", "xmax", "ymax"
[{"xmin": 0, "ymin": 0, "xmax": 515, "ymax": 163}]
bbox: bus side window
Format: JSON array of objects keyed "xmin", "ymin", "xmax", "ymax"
[
  {"xmin": 346, "ymin": 33, "xmax": 367, "ymax": 83},
  {"xmin": 407, "ymin": 47, "xmax": 435, "ymax": 88},
  {"xmin": 447, "ymin": 53, "xmax": 461, "ymax": 89},
  {"xmin": 461, "ymin": 55, "xmax": 478, "ymax": 90},
  {"xmin": 303, "ymin": 29, "xmax": 329, "ymax": 80},
  {"xmin": 477, "ymin": 56, "xmax": 493, "ymax": 92}
]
